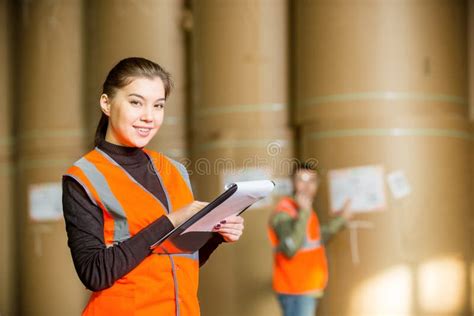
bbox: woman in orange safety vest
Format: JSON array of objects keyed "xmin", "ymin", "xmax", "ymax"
[{"xmin": 62, "ymin": 57, "xmax": 244, "ymax": 315}]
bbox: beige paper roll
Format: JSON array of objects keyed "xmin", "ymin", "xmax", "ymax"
[
  {"xmin": 467, "ymin": 1, "xmax": 474, "ymax": 311},
  {"xmin": 192, "ymin": 127, "xmax": 293, "ymax": 316},
  {"xmin": 17, "ymin": 1, "xmax": 87, "ymax": 315},
  {"xmin": 469, "ymin": 0, "xmax": 474, "ymax": 121},
  {"xmin": 471, "ymin": 121, "xmax": 474, "ymax": 315},
  {"xmin": 191, "ymin": 2, "xmax": 290, "ymax": 314},
  {"xmin": 301, "ymin": 116, "xmax": 471, "ymax": 316},
  {"xmin": 191, "ymin": 0, "xmax": 289, "ymax": 134},
  {"xmin": 85, "ymin": 0, "xmax": 188, "ymax": 159},
  {"xmin": 295, "ymin": 0, "xmax": 468, "ymax": 123},
  {"xmin": 0, "ymin": 1, "xmax": 14, "ymax": 315}
]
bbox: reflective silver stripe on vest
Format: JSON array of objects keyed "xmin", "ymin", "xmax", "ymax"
[
  {"xmin": 170, "ymin": 252, "xmax": 199, "ymax": 261},
  {"xmin": 272, "ymin": 239, "xmax": 322, "ymax": 253},
  {"xmin": 168, "ymin": 158, "xmax": 194, "ymax": 197},
  {"xmin": 142, "ymin": 150, "xmax": 174, "ymax": 213},
  {"xmin": 168, "ymin": 252, "xmax": 199, "ymax": 316},
  {"xmin": 96, "ymin": 148, "xmax": 171, "ymax": 214},
  {"xmin": 301, "ymin": 238, "xmax": 322, "ymax": 251},
  {"xmin": 156, "ymin": 252, "xmax": 199, "ymax": 261},
  {"xmin": 65, "ymin": 174, "xmax": 98, "ymax": 207},
  {"xmin": 169, "ymin": 257, "xmax": 180, "ymax": 316},
  {"xmin": 74, "ymin": 157, "xmax": 131, "ymax": 243}
]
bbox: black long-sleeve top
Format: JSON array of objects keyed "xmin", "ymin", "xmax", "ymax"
[{"xmin": 62, "ymin": 140, "xmax": 223, "ymax": 292}]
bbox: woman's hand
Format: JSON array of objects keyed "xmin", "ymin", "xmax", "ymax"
[
  {"xmin": 166, "ymin": 201, "xmax": 209, "ymax": 227},
  {"xmin": 213, "ymin": 215, "xmax": 245, "ymax": 242}
]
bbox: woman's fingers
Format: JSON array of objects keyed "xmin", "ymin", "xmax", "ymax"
[
  {"xmin": 187, "ymin": 201, "xmax": 209, "ymax": 214},
  {"xmin": 214, "ymin": 217, "xmax": 244, "ymax": 231},
  {"xmin": 216, "ymin": 227, "xmax": 243, "ymax": 237},
  {"xmin": 219, "ymin": 215, "xmax": 244, "ymax": 224},
  {"xmin": 214, "ymin": 223, "xmax": 244, "ymax": 233},
  {"xmin": 217, "ymin": 230, "xmax": 242, "ymax": 242},
  {"xmin": 191, "ymin": 201, "xmax": 209, "ymax": 210},
  {"xmin": 167, "ymin": 201, "xmax": 209, "ymax": 227},
  {"xmin": 214, "ymin": 215, "xmax": 245, "ymax": 242}
]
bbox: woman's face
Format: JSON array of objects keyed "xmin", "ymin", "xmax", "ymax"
[{"xmin": 100, "ymin": 77, "xmax": 165, "ymax": 148}]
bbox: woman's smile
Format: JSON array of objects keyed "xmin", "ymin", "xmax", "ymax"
[{"xmin": 134, "ymin": 126, "xmax": 153, "ymax": 137}]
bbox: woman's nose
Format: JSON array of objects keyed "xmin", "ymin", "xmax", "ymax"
[{"xmin": 141, "ymin": 106, "xmax": 153, "ymax": 122}]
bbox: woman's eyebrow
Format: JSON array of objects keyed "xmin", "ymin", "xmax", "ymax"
[
  {"xmin": 128, "ymin": 93, "xmax": 144, "ymax": 99},
  {"xmin": 128, "ymin": 93, "xmax": 165, "ymax": 102}
]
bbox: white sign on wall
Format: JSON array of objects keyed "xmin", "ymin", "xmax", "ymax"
[
  {"xmin": 328, "ymin": 165, "xmax": 386, "ymax": 213},
  {"xmin": 29, "ymin": 182, "xmax": 63, "ymax": 221},
  {"xmin": 387, "ymin": 170, "xmax": 411, "ymax": 199}
]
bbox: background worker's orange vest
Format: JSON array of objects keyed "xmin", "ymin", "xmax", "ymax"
[
  {"xmin": 65, "ymin": 148, "xmax": 199, "ymax": 316},
  {"xmin": 268, "ymin": 197, "xmax": 328, "ymax": 295}
]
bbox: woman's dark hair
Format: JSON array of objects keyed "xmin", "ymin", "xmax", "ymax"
[{"xmin": 94, "ymin": 57, "xmax": 173, "ymax": 146}]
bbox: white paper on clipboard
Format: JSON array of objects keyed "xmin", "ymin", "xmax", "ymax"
[
  {"xmin": 182, "ymin": 180, "xmax": 275, "ymax": 233},
  {"xmin": 222, "ymin": 167, "xmax": 273, "ymax": 209}
]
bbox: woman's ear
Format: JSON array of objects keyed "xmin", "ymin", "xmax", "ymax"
[{"xmin": 100, "ymin": 94, "xmax": 111, "ymax": 116}]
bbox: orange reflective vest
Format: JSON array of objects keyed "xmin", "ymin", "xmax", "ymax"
[
  {"xmin": 65, "ymin": 147, "xmax": 199, "ymax": 316},
  {"xmin": 268, "ymin": 197, "xmax": 328, "ymax": 295}
]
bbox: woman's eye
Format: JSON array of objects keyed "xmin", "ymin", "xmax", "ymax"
[
  {"xmin": 130, "ymin": 100, "xmax": 141, "ymax": 107},
  {"xmin": 155, "ymin": 103, "xmax": 165, "ymax": 109}
]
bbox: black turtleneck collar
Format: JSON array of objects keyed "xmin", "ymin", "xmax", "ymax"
[{"xmin": 97, "ymin": 139, "xmax": 148, "ymax": 166}]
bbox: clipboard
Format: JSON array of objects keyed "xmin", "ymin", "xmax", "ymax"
[{"xmin": 151, "ymin": 180, "xmax": 275, "ymax": 254}]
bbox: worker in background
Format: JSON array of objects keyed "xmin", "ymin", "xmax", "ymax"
[
  {"xmin": 268, "ymin": 162, "xmax": 352, "ymax": 316},
  {"xmin": 62, "ymin": 57, "xmax": 245, "ymax": 315}
]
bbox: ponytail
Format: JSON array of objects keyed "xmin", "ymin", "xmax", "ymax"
[{"xmin": 94, "ymin": 113, "xmax": 109, "ymax": 147}]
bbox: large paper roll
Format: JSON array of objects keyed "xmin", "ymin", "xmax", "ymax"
[
  {"xmin": 301, "ymin": 116, "xmax": 471, "ymax": 315},
  {"xmin": 17, "ymin": 1, "xmax": 87, "ymax": 314},
  {"xmin": 0, "ymin": 1, "xmax": 14, "ymax": 315},
  {"xmin": 295, "ymin": 0, "xmax": 468, "ymax": 123}
]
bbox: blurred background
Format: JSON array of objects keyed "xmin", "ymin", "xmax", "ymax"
[{"xmin": 0, "ymin": 0, "xmax": 473, "ymax": 315}]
